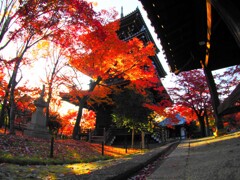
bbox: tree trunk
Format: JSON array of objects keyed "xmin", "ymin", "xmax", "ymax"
[
  {"xmin": 46, "ymin": 86, "xmax": 52, "ymax": 127},
  {"xmin": 0, "ymin": 87, "xmax": 10, "ymax": 127},
  {"xmin": 205, "ymin": 110, "xmax": 210, "ymax": 136},
  {"xmin": 131, "ymin": 128, "xmax": 135, "ymax": 148},
  {"xmin": 9, "ymin": 58, "xmax": 22, "ymax": 134},
  {"xmin": 198, "ymin": 115, "xmax": 206, "ymax": 137},
  {"xmin": 8, "ymin": 50, "xmax": 26, "ymax": 134},
  {"xmin": 72, "ymin": 77, "xmax": 102, "ymax": 139},
  {"xmin": 72, "ymin": 96, "xmax": 87, "ymax": 139},
  {"xmin": 9, "ymin": 78, "xmax": 17, "ymax": 134}
]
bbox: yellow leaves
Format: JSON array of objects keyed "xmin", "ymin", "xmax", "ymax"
[
  {"xmin": 92, "ymin": 2, "xmax": 98, "ymax": 7},
  {"xmin": 36, "ymin": 40, "xmax": 50, "ymax": 50},
  {"xmin": 31, "ymin": 40, "xmax": 51, "ymax": 59}
]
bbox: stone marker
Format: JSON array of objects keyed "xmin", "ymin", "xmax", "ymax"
[{"xmin": 25, "ymin": 85, "xmax": 50, "ymax": 139}]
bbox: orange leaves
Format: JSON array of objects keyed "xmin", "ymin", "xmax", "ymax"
[
  {"xmin": 14, "ymin": 86, "xmax": 40, "ymax": 113},
  {"xmin": 64, "ymin": 17, "xmax": 165, "ymax": 124},
  {"xmin": 60, "ymin": 110, "xmax": 77, "ymax": 136},
  {"xmin": 80, "ymin": 109, "xmax": 96, "ymax": 130},
  {"xmin": 0, "ymin": 66, "xmax": 6, "ymax": 97},
  {"xmin": 69, "ymin": 21, "xmax": 121, "ymax": 78},
  {"xmin": 144, "ymin": 102, "xmax": 170, "ymax": 117},
  {"xmin": 0, "ymin": 66, "xmax": 4, "ymax": 82},
  {"xmin": 60, "ymin": 108, "xmax": 96, "ymax": 135},
  {"xmin": 69, "ymin": 20, "xmax": 157, "ymax": 93},
  {"xmin": 62, "ymin": 110, "xmax": 78, "ymax": 122}
]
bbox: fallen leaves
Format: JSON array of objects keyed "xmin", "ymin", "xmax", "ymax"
[{"xmin": 0, "ymin": 130, "xmax": 143, "ymax": 178}]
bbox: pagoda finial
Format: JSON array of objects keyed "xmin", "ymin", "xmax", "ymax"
[{"xmin": 121, "ymin": 6, "xmax": 124, "ymax": 18}]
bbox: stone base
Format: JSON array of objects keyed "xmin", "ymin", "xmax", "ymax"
[
  {"xmin": 24, "ymin": 129, "xmax": 51, "ymax": 139},
  {"xmin": 24, "ymin": 123, "xmax": 51, "ymax": 139}
]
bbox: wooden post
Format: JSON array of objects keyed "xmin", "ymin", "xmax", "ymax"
[
  {"xmin": 88, "ymin": 129, "xmax": 91, "ymax": 142},
  {"xmin": 125, "ymin": 135, "xmax": 128, "ymax": 153},
  {"xmin": 50, "ymin": 136, "xmax": 54, "ymax": 158},
  {"xmin": 102, "ymin": 128, "xmax": 105, "ymax": 156},
  {"xmin": 102, "ymin": 141, "xmax": 104, "ymax": 156}
]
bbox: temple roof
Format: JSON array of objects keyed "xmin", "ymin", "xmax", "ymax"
[{"xmin": 139, "ymin": 0, "xmax": 240, "ymax": 73}]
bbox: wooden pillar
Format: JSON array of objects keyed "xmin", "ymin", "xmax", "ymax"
[
  {"xmin": 203, "ymin": 65, "xmax": 223, "ymax": 130},
  {"xmin": 206, "ymin": 0, "xmax": 240, "ymax": 132}
]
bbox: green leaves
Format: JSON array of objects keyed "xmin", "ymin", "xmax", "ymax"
[{"xmin": 112, "ymin": 88, "xmax": 153, "ymax": 132}]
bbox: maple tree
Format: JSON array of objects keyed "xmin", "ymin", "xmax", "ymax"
[
  {"xmin": 0, "ymin": 0, "xmax": 104, "ymax": 134},
  {"xmin": 167, "ymin": 69, "xmax": 212, "ymax": 137},
  {"xmin": 0, "ymin": 60, "xmax": 8, "ymax": 126},
  {"xmin": 62, "ymin": 17, "xmax": 167, "ymax": 139},
  {"xmin": 57, "ymin": 107, "xmax": 95, "ymax": 137},
  {"xmin": 59, "ymin": 66, "xmax": 96, "ymax": 137},
  {"xmin": 0, "ymin": 64, "xmax": 38, "ymax": 127}
]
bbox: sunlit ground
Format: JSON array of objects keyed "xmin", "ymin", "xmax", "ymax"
[
  {"xmin": 91, "ymin": 143, "xmax": 145, "ymax": 157},
  {"xmin": 189, "ymin": 131, "xmax": 240, "ymax": 148},
  {"xmin": 1, "ymin": 149, "xmax": 142, "ymax": 179},
  {"xmin": 0, "ymin": 129, "xmax": 144, "ymax": 179}
]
